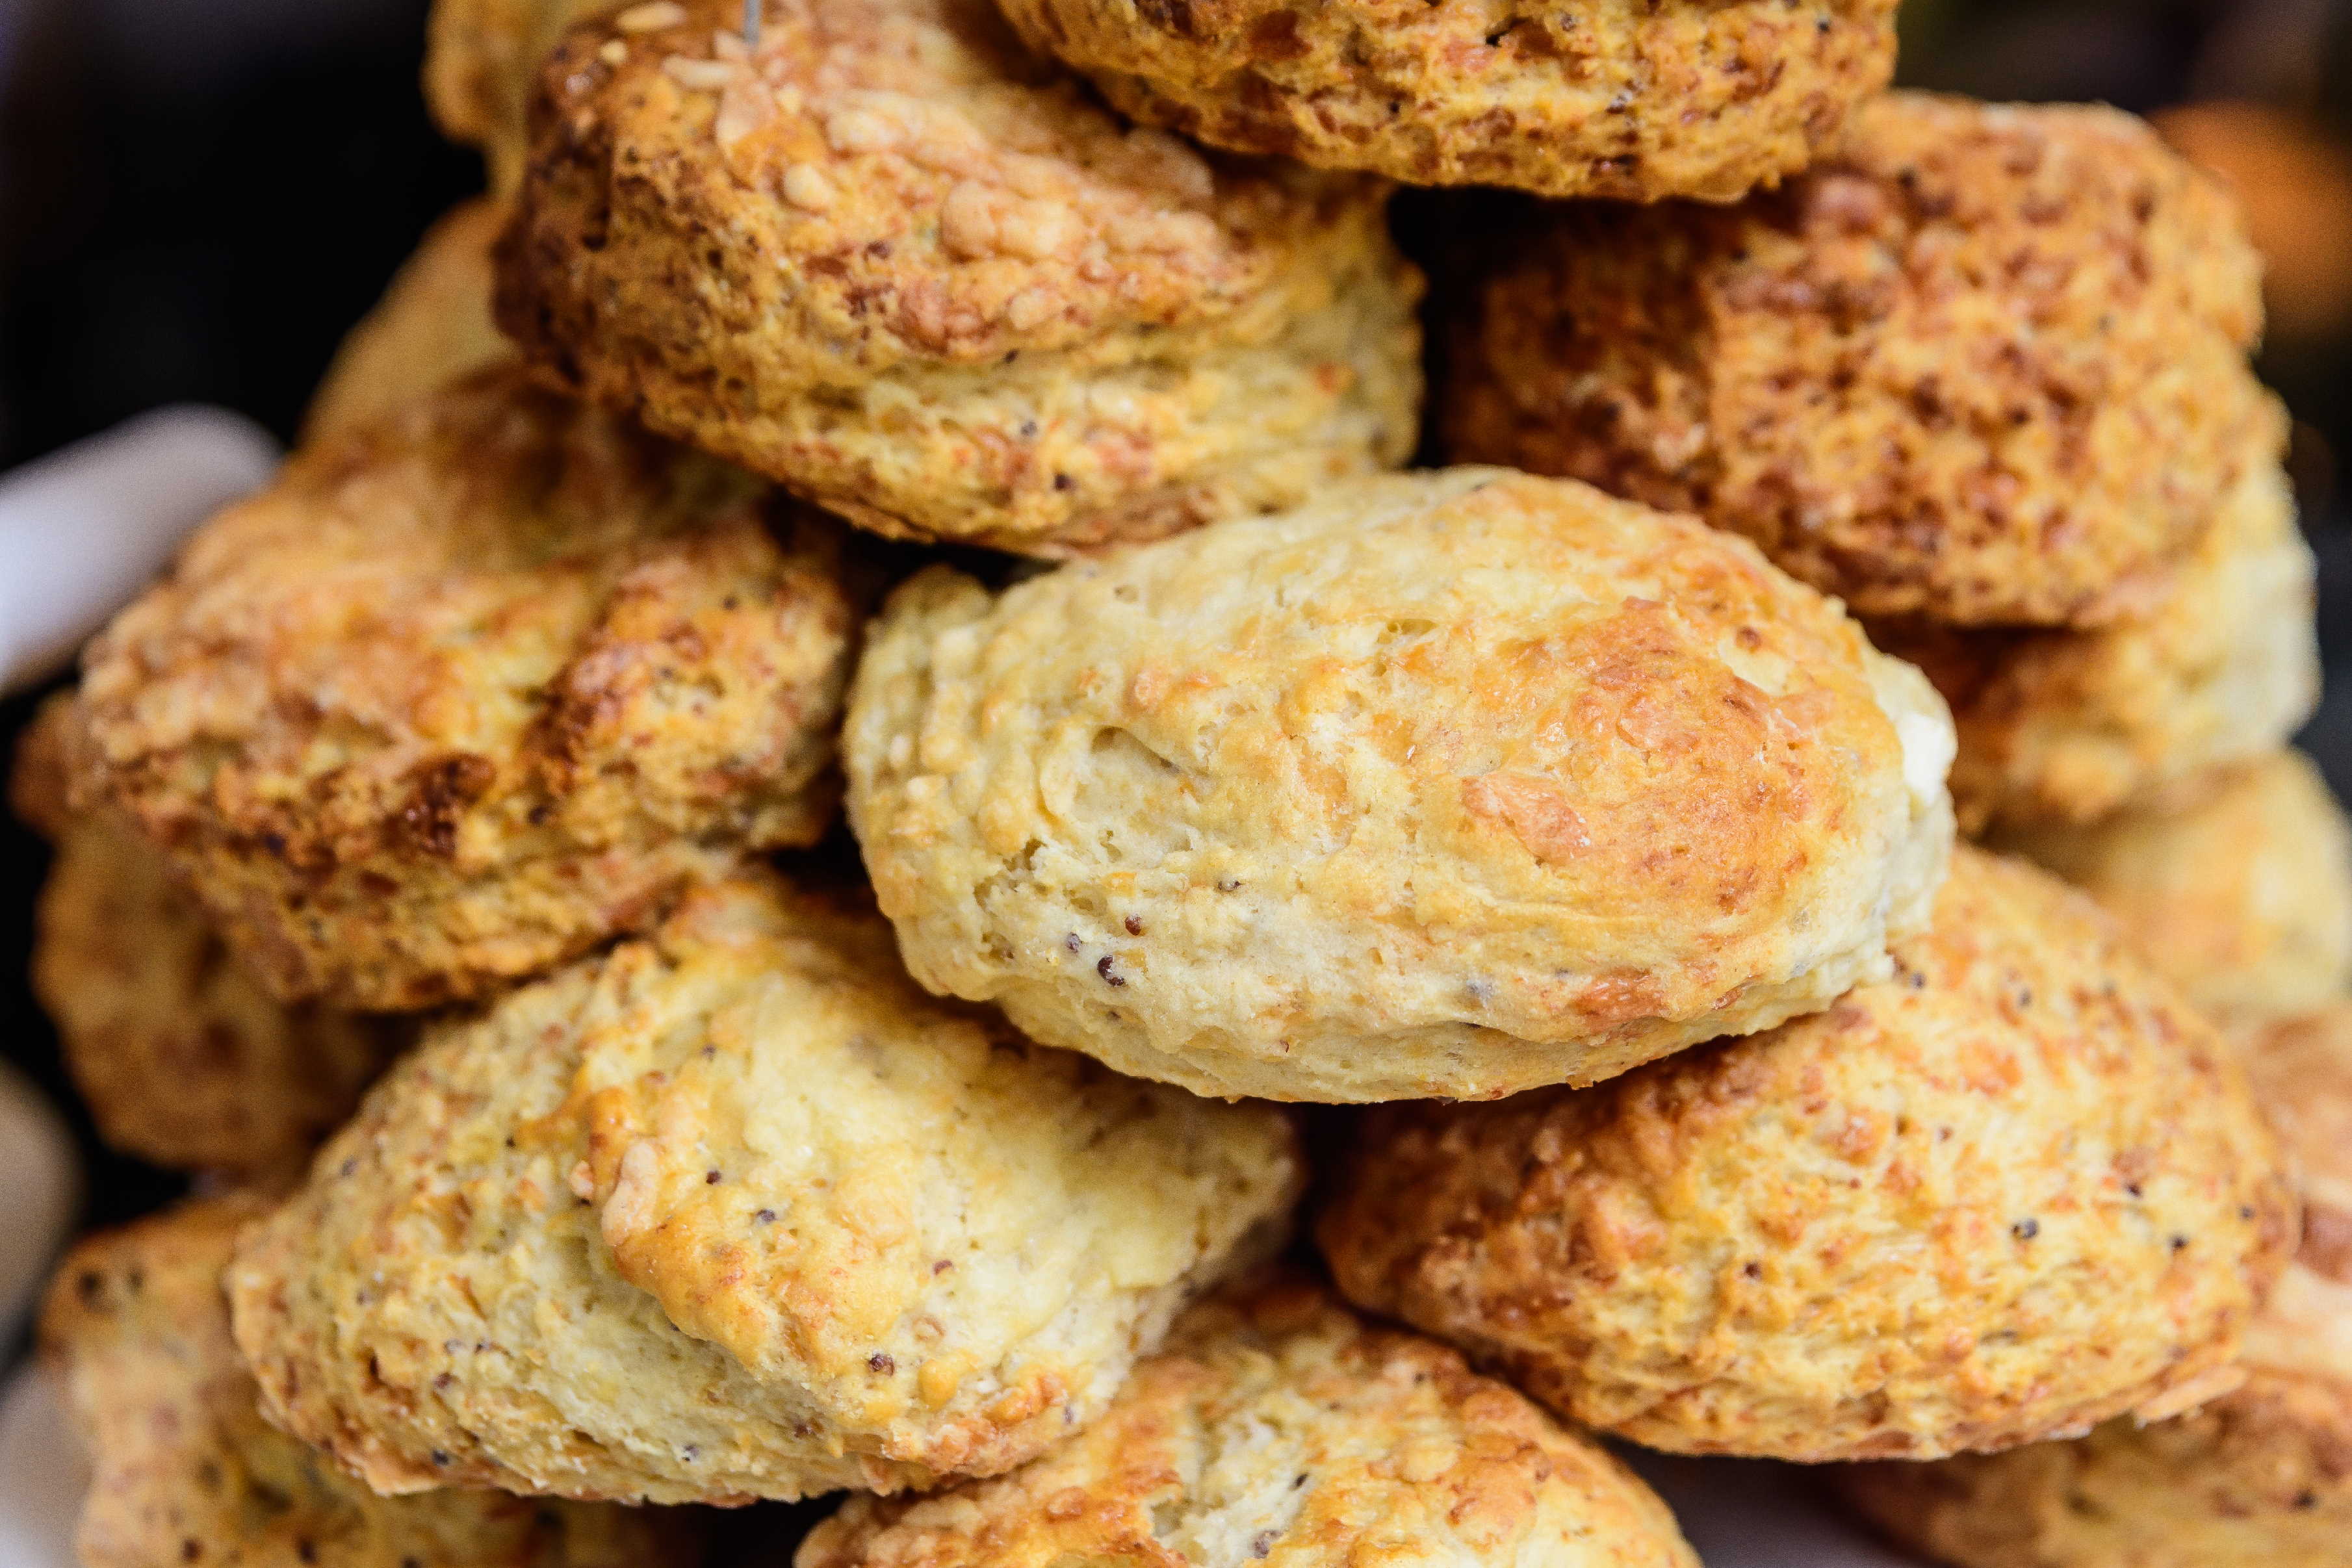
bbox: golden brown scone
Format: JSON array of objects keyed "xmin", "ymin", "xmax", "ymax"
[
  {"xmin": 227, "ymin": 871, "xmax": 1302, "ymax": 1506},
  {"xmin": 1443, "ymin": 92, "xmax": 2271, "ymax": 628},
  {"xmin": 846, "ymin": 467, "xmax": 1956, "ymax": 1103},
  {"xmin": 495, "ymin": 0, "xmax": 1423, "ymax": 556},
  {"xmin": 797, "ymin": 1276, "xmax": 1700, "ymax": 1568},
  {"xmin": 43, "ymin": 1196, "xmax": 696, "ymax": 1568},
  {"xmin": 304, "ymin": 200, "xmax": 515, "ymax": 444},
  {"xmin": 424, "ymin": 0, "xmax": 606, "ymax": 193},
  {"xmin": 1991, "ymin": 750, "xmax": 2352, "ymax": 1021},
  {"xmin": 1321, "ymin": 847, "xmax": 2297, "ymax": 1463},
  {"xmin": 1835, "ymin": 1003, "xmax": 2352, "ymax": 1567},
  {"xmin": 990, "ymin": 0, "xmax": 1896, "ymax": 202},
  {"xmin": 73, "ymin": 366, "xmax": 857, "ymax": 1012},
  {"xmin": 15, "ymin": 695, "xmax": 399, "ymax": 1177},
  {"xmin": 1878, "ymin": 449, "xmax": 2321, "ymax": 834}
]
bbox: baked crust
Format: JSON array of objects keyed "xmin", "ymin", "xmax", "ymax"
[
  {"xmin": 992, "ymin": 0, "xmax": 1898, "ymax": 201},
  {"xmin": 227, "ymin": 871, "xmax": 1302, "ymax": 1504},
  {"xmin": 846, "ymin": 467, "xmax": 1955, "ymax": 1103},
  {"xmin": 1444, "ymin": 93, "xmax": 2269, "ymax": 628},
  {"xmin": 73, "ymin": 366, "xmax": 859, "ymax": 1010},
  {"xmin": 1321, "ymin": 847, "xmax": 2297, "ymax": 1461},
  {"xmin": 495, "ymin": 0, "xmax": 1422, "ymax": 555},
  {"xmin": 798, "ymin": 1276, "xmax": 1701, "ymax": 1568}
]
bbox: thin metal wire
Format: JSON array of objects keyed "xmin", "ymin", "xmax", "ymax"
[{"xmin": 744, "ymin": 0, "xmax": 761, "ymax": 47}]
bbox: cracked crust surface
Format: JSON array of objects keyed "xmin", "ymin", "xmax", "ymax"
[
  {"xmin": 305, "ymin": 199, "xmax": 517, "ymax": 444},
  {"xmin": 16, "ymin": 695, "xmax": 400, "ymax": 1178},
  {"xmin": 1321, "ymin": 847, "xmax": 2297, "ymax": 1463},
  {"xmin": 1835, "ymin": 1003, "xmax": 2352, "ymax": 1567},
  {"xmin": 1444, "ymin": 92, "xmax": 2269, "ymax": 628},
  {"xmin": 1876, "ymin": 445, "xmax": 2320, "ymax": 834},
  {"xmin": 227, "ymin": 871, "xmax": 1302, "ymax": 1506},
  {"xmin": 991, "ymin": 0, "xmax": 1897, "ymax": 201},
  {"xmin": 1991, "ymin": 750, "xmax": 2352, "ymax": 1021},
  {"xmin": 495, "ymin": 0, "xmax": 1422, "ymax": 555},
  {"xmin": 847, "ymin": 467, "xmax": 1954, "ymax": 1103},
  {"xmin": 797, "ymin": 1276, "xmax": 1700, "ymax": 1568},
  {"xmin": 73, "ymin": 366, "xmax": 858, "ymax": 1012},
  {"xmin": 42, "ymin": 1197, "xmax": 693, "ymax": 1568}
]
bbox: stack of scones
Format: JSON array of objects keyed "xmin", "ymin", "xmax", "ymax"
[{"xmin": 14, "ymin": 3, "xmax": 2346, "ymax": 1566}]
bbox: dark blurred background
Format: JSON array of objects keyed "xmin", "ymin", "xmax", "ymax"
[{"xmin": 0, "ymin": 0, "xmax": 2346, "ymax": 1233}]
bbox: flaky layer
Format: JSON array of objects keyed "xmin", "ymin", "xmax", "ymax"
[
  {"xmin": 848, "ymin": 467, "xmax": 1954, "ymax": 1102},
  {"xmin": 228, "ymin": 872, "xmax": 1301, "ymax": 1504},
  {"xmin": 1322, "ymin": 849, "xmax": 2297, "ymax": 1461}
]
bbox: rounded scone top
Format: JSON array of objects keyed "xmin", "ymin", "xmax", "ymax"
[
  {"xmin": 1320, "ymin": 847, "xmax": 2297, "ymax": 1461},
  {"xmin": 43, "ymin": 1196, "xmax": 682, "ymax": 1568},
  {"xmin": 993, "ymin": 0, "xmax": 1898, "ymax": 201},
  {"xmin": 496, "ymin": 0, "xmax": 1422, "ymax": 555},
  {"xmin": 1833, "ymin": 1003, "xmax": 2352, "ymax": 1568},
  {"xmin": 1444, "ymin": 91, "xmax": 2269, "ymax": 628},
  {"xmin": 799, "ymin": 1275, "xmax": 1701, "ymax": 1568},
  {"xmin": 1880, "ymin": 442, "xmax": 2320, "ymax": 833},
  {"xmin": 227, "ymin": 870, "xmax": 1303, "ymax": 1506},
  {"xmin": 1992, "ymin": 749, "xmax": 2352, "ymax": 1020},
  {"xmin": 73, "ymin": 366, "xmax": 859, "ymax": 1012},
  {"xmin": 847, "ymin": 467, "xmax": 1955, "ymax": 1103}
]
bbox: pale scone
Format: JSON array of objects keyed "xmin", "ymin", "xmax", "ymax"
[
  {"xmin": 14, "ymin": 697, "xmax": 400, "ymax": 1176},
  {"xmin": 304, "ymin": 199, "xmax": 515, "ymax": 444},
  {"xmin": 1878, "ymin": 449, "xmax": 2321, "ymax": 834},
  {"xmin": 1836, "ymin": 1002, "xmax": 2352, "ymax": 1567},
  {"xmin": 424, "ymin": 0, "xmax": 604, "ymax": 193},
  {"xmin": 227, "ymin": 871, "xmax": 1302, "ymax": 1505},
  {"xmin": 495, "ymin": 0, "xmax": 1423, "ymax": 556},
  {"xmin": 1444, "ymin": 93, "xmax": 2271, "ymax": 628},
  {"xmin": 797, "ymin": 1276, "xmax": 1700, "ymax": 1568},
  {"xmin": 43, "ymin": 1196, "xmax": 695, "ymax": 1568},
  {"xmin": 846, "ymin": 467, "xmax": 1955, "ymax": 1103},
  {"xmin": 990, "ymin": 0, "xmax": 1897, "ymax": 201},
  {"xmin": 1991, "ymin": 750, "xmax": 2352, "ymax": 1020},
  {"xmin": 1321, "ymin": 847, "xmax": 2296, "ymax": 1461},
  {"xmin": 73, "ymin": 366, "xmax": 858, "ymax": 1012}
]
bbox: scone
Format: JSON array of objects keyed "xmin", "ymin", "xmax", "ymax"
[
  {"xmin": 304, "ymin": 199, "xmax": 515, "ymax": 443},
  {"xmin": 1836, "ymin": 1002, "xmax": 2352, "ymax": 1567},
  {"xmin": 42, "ymin": 1196, "xmax": 693, "ymax": 1568},
  {"xmin": 1878, "ymin": 449, "xmax": 2320, "ymax": 833},
  {"xmin": 73, "ymin": 366, "xmax": 858, "ymax": 1012},
  {"xmin": 12, "ymin": 697, "xmax": 400, "ymax": 1177},
  {"xmin": 1991, "ymin": 750, "xmax": 2352, "ymax": 1020},
  {"xmin": 846, "ymin": 467, "xmax": 1956, "ymax": 1103},
  {"xmin": 1444, "ymin": 92, "xmax": 2271, "ymax": 628},
  {"xmin": 495, "ymin": 0, "xmax": 1423, "ymax": 556},
  {"xmin": 1320, "ymin": 847, "xmax": 2296, "ymax": 1461},
  {"xmin": 797, "ymin": 1276, "xmax": 1700, "ymax": 1568},
  {"xmin": 227, "ymin": 871, "xmax": 1302, "ymax": 1505},
  {"xmin": 424, "ymin": 0, "xmax": 604, "ymax": 193},
  {"xmin": 990, "ymin": 0, "xmax": 1898, "ymax": 201}
]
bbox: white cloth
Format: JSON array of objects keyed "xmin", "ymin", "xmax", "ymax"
[
  {"xmin": 0, "ymin": 1061, "xmax": 75, "ymax": 1350},
  {"xmin": 0, "ymin": 1368, "xmax": 83, "ymax": 1568},
  {"xmin": 0, "ymin": 405, "xmax": 278, "ymax": 697}
]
